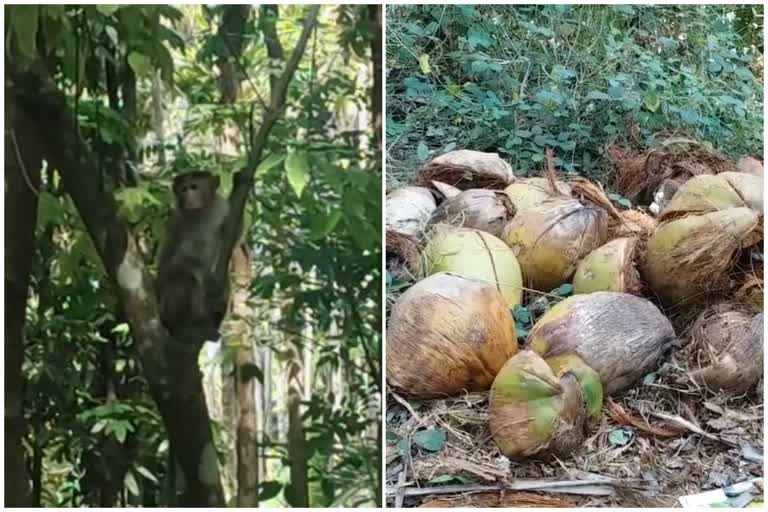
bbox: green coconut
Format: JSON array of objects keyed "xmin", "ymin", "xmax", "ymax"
[
  {"xmin": 660, "ymin": 172, "xmax": 763, "ymax": 221},
  {"xmin": 642, "ymin": 207, "xmax": 762, "ymax": 305},
  {"xmin": 429, "ymin": 189, "xmax": 516, "ymax": 238},
  {"xmin": 573, "ymin": 237, "xmax": 642, "ymax": 295},
  {"xmin": 424, "ymin": 227, "xmax": 524, "ymax": 308},
  {"xmin": 387, "ymin": 272, "xmax": 517, "ymax": 398},
  {"xmin": 502, "ymin": 199, "xmax": 608, "ymax": 292},
  {"xmin": 527, "ymin": 292, "xmax": 675, "ymax": 395},
  {"xmin": 504, "ymin": 177, "xmax": 572, "ymax": 210},
  {"xmin": 489, "ymin": 351, "xmax": 602, "ymax": 459}
]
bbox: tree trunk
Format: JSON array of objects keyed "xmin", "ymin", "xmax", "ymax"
[
  {"xmin": 369, "ymin": 5, "xmax": 382, "ymax": 152},
  {"xmin": 4, "ymin": 87, "xmax": 41, "ymax": 508},
  {"xmin": 286, "ymin": 313, "xmax": 308, "ymax": 507}
]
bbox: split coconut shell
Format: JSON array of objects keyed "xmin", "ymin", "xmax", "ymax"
[
  {"xmin": 423, "ymin": 228, "xmax": 523, "ymax": 308},
  {"xmin": 504, "ymin": 177, "xmax": 572, "ymax": 210},
  {"xmin": 659, "ymin": 172, "xmax": 763, "ymax": 221},
  {"xmin": 416, "ymin": 150, "xmax": 515, "ymax": 190},
  {"xmin": 573, "ymin": 237, "xmax": 642, "ymax": 295},
  {"xmin": 386, "ymin": 186, "xmax": 437, "ymax": 273},
  {"xmin": 489, "ymin": 351, "xmax": 602, "ymax": 459},
  {"xmin": 429, "ymin": 189, "xmax": 516, "ymax": 238},
  {"xmin": 642, "ymin": 207, "xmax": 762, "ymax": 305},
  {"xmin": 527, "ymin": 292, "xmax": 675, "ymax": 395},
  {"xmin": 387, "ymin": 272, "xmax": 517, "ymax": 398},
  {"xmin": 502, "ymin": 199, "xmax": 608, "ymax": 292},
  {"xmin": 684, "ymin": 305, "xmax": 763, "ymax": 394}
]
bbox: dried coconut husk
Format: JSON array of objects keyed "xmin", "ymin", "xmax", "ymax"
[
  {"xmin": 429, "ymin": 180, "xmax": 462, "ymax": 201},
  {"xmin": 416, "ymin": 150, "xmax": 515, "ymax": 190},
  {"xmin": 608, "ymin": 138, "xmax": 737, "ymax": 203},
  {"xmin": 502, "ymin": 199, "xmax": 608, "ymax": 292},
  {"xmin": 736, "ymin": 155, "xmax": 763, "ymax": 177},
  {"xmin": 682, "ymin": 304, "xmax": 763, "ymax": 393},
  {"xmin": 609, "ymin": 209, "xmax": 657, "ymax": 239},
  {"xmin": 735, "ymin": 271, "xmax": 763, "ymax": 308},
  {"xmin": 659, "ymin": 172, "xmax": 763, "ymax": 221},
  {"xmin": 527, "ymin": 292, "xmax": 675, "ymax": 395},
  {"xmin": 387, "ymin": 272, "xmax": 517, "ymax": 398},
  {"xmin": 573, "ymin": 237, "xmax": 643, "ymax": 295},
  {"xmin": 423, "ymin": 227, "xmax": 523, "ymax": 308},
  {"xmin": 642, "ymin": 207, "xmax": 762, "ymax": 306},
  {"xmin": 386, "ymin": 186, "xmax": 437, "ymax": 274},
  {"xmin": 429, "ymin": 189, "xmax": 516, "ymax": 238},
  {"xmin": 489, "ymin": 351, "xmax": 602, "ymax": 459}
]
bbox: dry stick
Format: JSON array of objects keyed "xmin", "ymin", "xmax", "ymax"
[
  {"xmin": 386, "ymin": 477, "xmax": 641, "ymax": 498},
  {"xmin": 649, "ymin": 411, "xmax": 739, "ymax": 448}
]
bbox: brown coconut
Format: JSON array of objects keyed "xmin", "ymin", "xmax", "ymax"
[
  {"xmin": 736, "ymin": 156, "xmax": 763, "ymax": 177},
  {"xmin": 386, "ymin": 272, "xmax": 517, "ymax": 398},
  {"xmin": 416, "ymin": 150, "xmax": 515, "ymax": 190},
  {"xmin": 489, "ymin": 351, "xmax": 602, "ymax": 459},
  {"xmin": 502, "ymin": 199, "xmax": 608, "ymax": 292},
  {"xmin": 573, "ymin": 237, "xmax": 642, "ymax": 295},
  {"xmin": 683, "ymin": 305, "xmax": 763, "ymax": 393},
  {"xmin": 642, "ymin": 207, "xmax": 762, "ymax": 305},
  {"xmin": 609, "ymin": 209, "xmax": 657, "ymax": 239},
  {"xmin": 429, "ymin": 189, "xmax": 516, "ymax": 238},
  {"xmin": 527, "ymin": 292, "xmax": 675, "ymax": 395},
  {"xmin": 659, "ymin": 172, "xmax": 763, "ymax": 221}
]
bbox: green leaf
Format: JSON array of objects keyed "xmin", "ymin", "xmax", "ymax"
[
  {"xmin": 416, "ymin": 142, "xmax": 429, "ymax": 162},
  {"xmin": 127, "ymin": 52, "xmax": 152, "ymax": 77},
  {"xmin": 608, "ymin": 428, "xmax": 633, "ymax": 447},
  {"xmin": 285, "ymin": 152, "xmax": 310, "ymax": 198},
  {"xmin": 417, "ymin": 54, "xmax": 431, "ymax": 74},
  {"xmin": 468, "ymin": 28, "xmax": 492, "ymax": 48},
  {"xmin": 617, "ymin": 198, "xmax": 632, "ymax": 208},
  {"xmin": 607, "ymin": 193, "xmax": 621, "ymax": 201},
  {"xmin": 642, "ymin": 372, "xmax": 657, "ymax": 385},
  {"xmin": 586, "ymin": 91, "xmax": 611, "ymax": 101},
  {"xmin": 11, "ymin": 5, "xmax": 40, "ymax": 57},
  {"xmin": 553, "ymin": 283, "xmax": 574, "ymax": 296},
  {"xmin": 513, "ymin": 305, "xmax": 530, "ymax": 324},
  {"xmin": 643, "ymin": 92, "xmax": 661, "ymax": 113},
  {"xmin": 310, "ymin": 210, "xmax": 343, "ymax": 240},
  {"xmin": 258, "ymin": 481, "xmax": 283, "ymax": 502},
  {"xmin": 470, "ymin": 60, "xmax": 488, "ymax": 73},
  {"xmin": 257, "ymin": 153, "xmax": 286, "ymax": 175},
  {"xmin": 429, "ymin": 474, "xmax": 459, "ymax": 484},
  {"xmin": 135, "ymin": 465, "xmax": 159, "ymax": 484},
  {"xmin": 397, "ymin": 438, "xmax": 411, "ymax": 456},
  {"xmin": 413, "ymin": 429, "xmax": 446, "ymax": 452},
  {"xmin": 96, "ymin": 5, "xmax": 120, "ymax": 16},
  {"xmin": 124, "ymin": 471, "xmax": 140, "ymax": 496}
]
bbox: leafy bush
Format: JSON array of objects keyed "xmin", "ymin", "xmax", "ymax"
[{"xmin": 386, "ymin": 5, "xmax": 763, "ymax": 183}]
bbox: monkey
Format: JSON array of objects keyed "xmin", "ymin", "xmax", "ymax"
[{"xmin": 156, "ymin": 171, "xmax": 232, "ymax": 346}]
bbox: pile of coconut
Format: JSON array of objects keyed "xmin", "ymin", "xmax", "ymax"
[{"xmin": 386, "ymin": 145, "xmax": 763, "ymax": 506}]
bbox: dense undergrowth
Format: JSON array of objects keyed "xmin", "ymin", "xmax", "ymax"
[{"xmin": 386, "ymin": 5, "xmax": 763, "ymax": 184}]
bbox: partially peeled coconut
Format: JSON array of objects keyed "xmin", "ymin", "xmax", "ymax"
[
  {"xmin": 386, "ymin": 186, "xmax": 436, "ymax": 273},
  {"xmin": 504, "ymin": 177, "xmax": 571, "ymax": 210},
  {"xmin": 642, "ymin": 207, "xmax": 762, "ymax": 305},
  {"xmin": 386, "ymin": 272, "xmax": 517, "ymax": 398},
  {"xmin": 736, "ymin": 156, "xmax": 763, "ymax": 177},
  {"xmin": 573, "ymin": 237, "xmax": 642, "ymax": 295},
  {"xmin": 609, "ymin": 209, "xmax": 657, "ymax": 239},
  {"xmin": 423, "ymin": 228, "xmax": 523, "ymax": 308},
  {"xmin": 683, "ymin": 305, "xmax": 763, "ymax": 393},
  {"xmin": 429, "ymin": 188, "xmax": 515, "ymax": 238},
  {"xmin": 659, "ymin": 172, "xmax": 763, "ymax": 221},
  {"xmin": 502, "ymin": 199, "xmax": 608, "ymax": 292},
  {"xmin": 489, "ymin": 351, "xmax": 602, "ymax": 459},
  {"xmin": 527, "ymin": 292, "xmax": 675, "ymax": 395},
  {"xmin": 416, "ymin": 150, "xmax": 515, "ymax": 190}
]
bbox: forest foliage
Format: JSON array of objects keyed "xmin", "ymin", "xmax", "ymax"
[{"xmin": 386, "ymin": 5, "xmax": 764, "ymax": 182}]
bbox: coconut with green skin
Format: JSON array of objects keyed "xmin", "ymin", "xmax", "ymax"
[
  {"xmin": 573, "ymin": 237, "xmax": 641, "ymax": 295},
  {"xmin": 503, "ymin": 177, "xmax": 572, "ymax": 210},
  {"xmin": 424, "ymin": 227, "xmax": 523, "ymax": 308},
  {"xmin": 489, "ymin": 351, "xmax": 602, "ymax": 459},
  {"xmin": 642, "ymin": 207, "xmax": 762, "ymax": 305},
  {"xmin": 659, "ymin": 172, "xmax": 763, "ymax": 221},
  {"xmin": 527, "ymin": 292, "xmax": 674, "ymax": 395},
  {"xmin": 502, "ymin": 199, "xmax": 607, "ymax": 293},
  {"xmin": 387, "ymin": 272, "xmax": 517, "ymax": 398}
]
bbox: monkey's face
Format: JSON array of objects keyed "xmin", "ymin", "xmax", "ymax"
[{"xmin": 174, "ymin": 176, "xmax": 217, "ymax": 211}]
